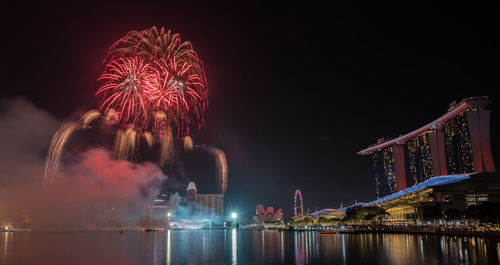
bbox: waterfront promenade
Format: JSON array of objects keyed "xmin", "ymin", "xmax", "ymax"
[{"xmin": 290, "ymin": 224, "xmax": 500, "ymax": 237}]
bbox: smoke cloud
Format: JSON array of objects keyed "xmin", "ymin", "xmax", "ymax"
[{"xmin": 0, "ymin": 98, "xmax": 166, "ymax": 228}]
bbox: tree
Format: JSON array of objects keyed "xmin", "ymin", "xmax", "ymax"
[
  {"xmin": 302, "ymin": 216, "xmax": 314, "ymax": 226},
  {"xmin": 464, "ymin": 202, "xmax": 500, "ymax": 223},
  {"xmin": 342, "ymin": 206, "xmax": 388, "ymax": 224},
  {"xmin": 318, "ymin": 217, "xmax": 340, "ymax": 226},
  {"xmin": 444, "ymin": 208, "xmax": 462, "ymax": 221},
  {"xmin": 291, "ymin": 216, "xmax": 314, "ymax": 226}
]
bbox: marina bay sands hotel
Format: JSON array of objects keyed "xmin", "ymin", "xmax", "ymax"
[{"xmin": 358, "ymin": 96, "xmax": 495, "ymax": 198}]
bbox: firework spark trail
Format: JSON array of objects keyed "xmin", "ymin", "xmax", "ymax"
[
  {"xmin": 97, "ymin": 57, "xmax": 156, "ymax": 128},
  {"xmin": 194, "ymin": 145, "xmax": 228, "ymax": 193},
  {"xmin": 123, "ymin": 128, "xmax": 137, "ymax": 160},
  {"xmin": 211, "ymin": 148, "xmax": 228, "ymax": 193},
  {"xmin": 153, "ymin": 111, "xmax": 167, "ymax": 129},
  {"xmin": 113, "ymin": 128, "xmax": 138, "ymax": 160},
  {"xmin": 104, "ymin": 109, "xmax": 119, "ymax": 121},
  {"xmin": 143, "ymin": 131, "xmax": 154, "ymax": 148},
  {"xmin": 43, "ymin": 122, "xmax": 80, "ymax": 187},
  {"xmin": 183, "ymin": 136, "xmax": 193, "ymax": 152},
  {"xmin": 81, "ymin": 110, "xmax": 102, "ymax": 127},
  {"xmin": 159, "ymin": 126, "xmax": 174, "ymax": 167},
  {"xmin": 113, "ymin": 129, "xmax": 125, "ymax": 159}
]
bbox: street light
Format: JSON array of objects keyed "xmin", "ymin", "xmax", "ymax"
[{"xmin": 231, "ymin": 212, "xmax": 238, "ymax": 229}]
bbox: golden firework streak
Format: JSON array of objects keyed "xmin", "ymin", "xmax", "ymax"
[
  {"xmin": 43, "ymin": 122, "xmax": 80, "ymax": 187},
  {"xmin": 80, "ymin": 110, "xmax": 102, "ymax": 127},
  {"xmin": 114, "ymin": 128, "xmax": 137, "ymax": 160},
  {"xmin": 212, "ymin": 148, "xmax": 228, "ymax": 193},
  {"xmin": 158, "ymin": 126, "xmax": 174, "ymax": 166},
  {"xmin": 183, "ymin": 136, "xmax": 194, "ymax": 152},
  {"xmin": 143, "ymin": 131, "xmax": 154, "ymax": 148},
  {"xmin": 194, "ymin": 145, "xmax": 228, "ymax": 193}
]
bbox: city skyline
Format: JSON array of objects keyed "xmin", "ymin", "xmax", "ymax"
[{"xmin": 1, "ymin": 2, "xmax": 498, "ymax": 217}]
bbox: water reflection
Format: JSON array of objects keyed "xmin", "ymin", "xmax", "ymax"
[
  {"xmin": 166, "ymin": 230, "xmax": 171, "ymax": 265},
  {"xmin": 1, "ymin": 232, "xmax": 11, "ymax": 264},
  {"xmin": 342, "ymin": 234, "xmax": 346, "ymax": 265},
  {"xmin": 294, "ymin": 232, "xmax": 305, "ymax": 265},
  {"xmin": 232, "ymin": 228, "xmax": 237, "ymax": 265},
  {"xmin": 294, "ymin": 231, "xmax": 321, "ymax": 265},
  {"xmin": 252, "ymin": 230, "xmax": 285, "ymax": 264},
  {"xmin": 2, "ymin": 231, "xmax": 500, "ymax": 264}
]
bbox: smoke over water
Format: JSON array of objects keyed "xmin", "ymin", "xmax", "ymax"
[{"xmin": 0, "ymin": 98, "xmax": 166, "ymax": 228}]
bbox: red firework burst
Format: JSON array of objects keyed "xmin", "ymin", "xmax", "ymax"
[
  {"xmin": 96, "ymin": 26, "xmax": 207, "ymax": 136},
  {"xmin": 97, "ymin": 57, "xmax": 157, "ymax": 129}
]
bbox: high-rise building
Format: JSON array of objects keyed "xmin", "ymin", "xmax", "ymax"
[
  {"xmin": 185, "ymin": 181, "xmax": 224, "ymax": 218},
  {"xmin": 196, "ymin": 194, "xmax": 224, "ymax": 217},
  {"xmin": 406, "ymin": 132, "xmax": 434, "ymax": 186},
  {"xmin": 358, "ymin": 97, "xmax": 495, "ymax": 198},
  {"xmin": 372, "ymin": 145, "xmax": 397, "ymax": 198},
  {"xmin": 443, "ymin": 111, "xmax": 474, "ymax": 174}
]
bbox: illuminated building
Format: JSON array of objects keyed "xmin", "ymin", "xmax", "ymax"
[
  {"xmin": 372, "ymin": 144, "xmax": 397, "ymax": 198},
  {"xmin": 196, "ymin": 194, "xmax": 224, "ymax": 217},
  {"xmin": 443, "ymin": 111, "xmax": 474, "ymax": 174},
  {"xmin": 359, "ymin": 97, "xmax": 495, "ymax": 198},
  {"xmin": 185, "ymin": 182, "xmax": 224, "ymax": 218},
  {"xmin": 365, "ymin": 172, "xmax": 500, "ymax": 224},
  {"xmin": 406, "ymin": 132, "xmax": 434, "ymax": 186},
  {"xmin": 253, "ymin": 205, "xmax": 283, "ymax": 223}
]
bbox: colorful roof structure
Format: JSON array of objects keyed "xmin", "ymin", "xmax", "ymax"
[
  {"xmin": 310, "ymin": 208, "xmax": 346, "ymax": 218},
  {"xmin": 366, "ymin": 174, "xmax": 471, "ymax": 206}
]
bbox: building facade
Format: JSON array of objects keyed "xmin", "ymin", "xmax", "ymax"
[
  {"xmin": 372, "ymin": 145, "xmax": 397, "ymax": 198},
  {"xmin": 406, "ymin": 132, "xmax": 434, "ymax": 186},
  {"xmin": 185, "ymin": 182, "xmax": 224, "ymax": 218},
  {"xmin": 359, "ymin": 97, "xmax": 495, "ymax": 198},
  {"xmin": 365, "ymin": 172, "xmax": 500, "ymax": 224}
]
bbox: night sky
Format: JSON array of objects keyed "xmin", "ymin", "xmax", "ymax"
[{"xmin": 2, "ymin": 2, "xmax": 499, "ymax": 217}]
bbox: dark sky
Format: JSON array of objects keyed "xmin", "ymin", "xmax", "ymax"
[{"xmin": 2, "ymin": 1, "xmax": 499, "ymax": 217}]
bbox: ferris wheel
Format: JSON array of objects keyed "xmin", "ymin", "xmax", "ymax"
[{"xmin": 294, "ymin": 189, "xmax": 303, "ymax": 218}]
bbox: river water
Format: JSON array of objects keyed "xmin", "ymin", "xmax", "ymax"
[{"xmin": 1, "ymin": 229, "xmax": 500, "ymax": 265}]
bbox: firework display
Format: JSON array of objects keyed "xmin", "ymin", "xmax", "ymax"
[
  {"xmin": 43, "ymin": 27, "xmax": 227, "ymax": 192},
  {"xmin": 99, "ymin": 26, "xmax": 208, "ymax": 135}
]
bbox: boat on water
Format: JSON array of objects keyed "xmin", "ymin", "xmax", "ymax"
[
  {"xmin": 144, "ymin": 228, "xmax": 165, "ymax": 232},
  {"xmin": 1, "ymin": 225, "xmax": 14, "ymax": 232},
  {"xmin": 319, "ymin": 230, "xmax": 337, "ymax": 235}
]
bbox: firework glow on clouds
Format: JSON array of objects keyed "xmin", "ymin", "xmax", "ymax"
[{"xmin": 0, "ymin": 99, "xmax": 165, "ymax": 227}]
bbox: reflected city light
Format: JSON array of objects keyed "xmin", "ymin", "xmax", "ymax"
[
  {"xmin": 0, "ymin": 230, "xmax": 499, "ymax": 264},
  {"xmin": 342, "ymin": 234, "xmax": 346, "ymax": 265},
  {"xmin": 232, "ymin": 228, "xmax": 237, "ymax": 265},
  {"xmin": 281, "ymin": 231, "xmax": 285, "ymax": 262},
  {"xmin": 294, "ymin": 232, "xmax": 305, "ymax": 265},
  {"xmin": 1, "ymin": 232, "xmax": 10, "ymax": 264},
  {"xmin": 166, "ymin": 230, "xmax": 171, "ymax": 265}
]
